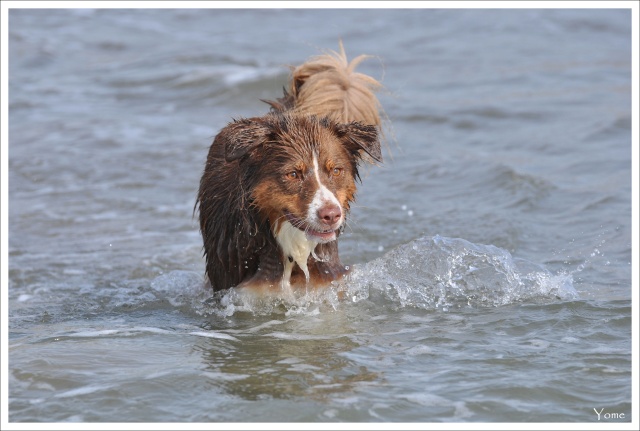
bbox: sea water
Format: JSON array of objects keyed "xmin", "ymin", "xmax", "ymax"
[{"xmin": 7, "ymin": 8, "xmax": 632, "ymax": 423}]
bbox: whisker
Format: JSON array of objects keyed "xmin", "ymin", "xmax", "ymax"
[
  {"xmin": 344, "ymin": 214, "xmax": 359, "ymax": 229},
  {"xmin": 273, "ymin": 214, "xmax": 288, "ymax": 225},
  {"xmin": 342, "ymin": 219, "xmax": 356, "ymax": 235},
  {"xmin": 348, "ymin": 202, "xmax": 374, "ymax": 211},
  {"xmin": 279, "ymin": 212, "xmax": 313, "ymax": 232}
]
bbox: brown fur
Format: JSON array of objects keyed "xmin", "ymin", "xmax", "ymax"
[
  {"xmin": 267, "ymin": 42, "xmax": 382, "ymax": 127},
  {"xmin": 196, "ymin": 44, "xmax": 382, "ymax": 292}
]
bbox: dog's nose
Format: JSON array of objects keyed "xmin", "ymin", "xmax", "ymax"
[{"xmin": 318, "ymin": 205, "xmax": 342, "ymax": 226}]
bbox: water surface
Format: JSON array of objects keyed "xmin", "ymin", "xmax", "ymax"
[{"xmin": 7, "ymin": 7, "xmax": 633, "ymax": 424}]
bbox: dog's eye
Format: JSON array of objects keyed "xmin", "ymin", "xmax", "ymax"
[
  {"xmin": 331, "ymin": 167, "xmax": 343, "ymax": 177},
  {"xmin": 286, "ymin": 171, "xmax": 300, "ymax": 180}
]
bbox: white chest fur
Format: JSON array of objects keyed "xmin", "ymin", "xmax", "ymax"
[{"xmin": 275, "ymin": 220, "xmax": 318, "ymax": 288}]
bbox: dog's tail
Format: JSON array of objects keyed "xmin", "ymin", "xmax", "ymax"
[{"xmin": 266, "ymin": 42, "xmax": 383, "ymax": 127}]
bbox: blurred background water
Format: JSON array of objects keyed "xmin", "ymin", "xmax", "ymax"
[{"xmin": 6, "ymin": 7, "xmax": 634, "ymax": 424}]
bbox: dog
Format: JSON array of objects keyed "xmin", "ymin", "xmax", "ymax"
[{"xmin": 196, "ymin": 43, "xmax": 383, "ymax": 292}]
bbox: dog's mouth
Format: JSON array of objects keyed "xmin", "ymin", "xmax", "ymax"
[{"xmin": 284, "ymin": 211, "xmax": 338, "ymax": 242}]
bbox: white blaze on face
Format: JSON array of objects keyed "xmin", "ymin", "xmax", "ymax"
[
  {"xmin": 274, "ymin": 152, "xmax": 343, "ymax": 288},
  {"xmin": 308, "ymin": 153, "xmax": 343, "ymax": 226}
]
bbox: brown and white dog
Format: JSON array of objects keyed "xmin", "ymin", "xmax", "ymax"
[{"xmin": 196, "ymin": 43, "xmax": 383, "ymax": 293}]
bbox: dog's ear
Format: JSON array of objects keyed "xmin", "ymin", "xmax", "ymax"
[
  {"xmin": 335, "ymin": 122, "xmax": 382, "ymax": 164},
  {"xmin": 221, "ymin": 118, "xmax": 271, "ymax": 162}
]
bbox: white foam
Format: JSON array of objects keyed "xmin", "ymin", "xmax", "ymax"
[
  {"xmin": 188, "ymin": 331, "xmax": 239, "ymax": 342},
  {"xmin": 55, "ymin": 384, "xmax": 113, "ymax": 398}
]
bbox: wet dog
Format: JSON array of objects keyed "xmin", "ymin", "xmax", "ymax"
[{"xmin": 196, "ymin": 43, "xmax": 383, "ymax": 292}]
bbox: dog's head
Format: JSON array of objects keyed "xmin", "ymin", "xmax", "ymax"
[{"xmin": 221, "ymin": 113, "xmax": 380, "ymax": 244}]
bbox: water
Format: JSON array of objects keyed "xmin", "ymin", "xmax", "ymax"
[{"xmin": 6, "ymin": 7, "xmax": 634, "ymax": 425}]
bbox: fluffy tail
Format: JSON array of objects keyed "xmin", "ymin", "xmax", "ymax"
[{"xmin": 266, "ymin": 42, "xmax": 383, "ymax": 127}]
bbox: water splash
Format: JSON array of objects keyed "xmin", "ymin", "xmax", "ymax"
[
  {"xmin": 188, "ymin": 235, "xmax": 577, "ymax": 316},
  {"xmin": 202, "ymin": 282, "xmax": 343, "ymax": 318},
  {"xmin": 339, "ymin": 235, "xmax": 577, "ymax": 311}
]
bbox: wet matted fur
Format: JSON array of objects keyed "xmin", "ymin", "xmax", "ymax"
[{"xmin": 196, "ymin": 43, "xmax": 383, "ymax": 292}]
